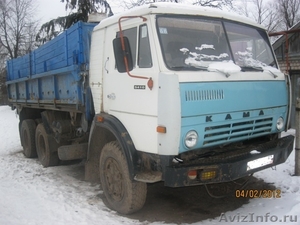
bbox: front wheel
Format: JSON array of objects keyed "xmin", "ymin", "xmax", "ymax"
[
  {"xmin": 35, "ymin": 123, "xmax": 60, "ymax": 167},
  {"xmin": 99, "ymin": 141, "xmax": 147, "ymax": 214}
]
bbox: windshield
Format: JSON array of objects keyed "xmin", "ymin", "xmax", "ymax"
[
  {"xmin": 157, "ymin": 16, "xmax": 277, "ymax": 71},
  {"xmin": 224, "ymin": 21, "xmax": 275, "ymax": 69}
]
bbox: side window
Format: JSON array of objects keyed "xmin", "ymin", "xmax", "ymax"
[
  {"xmin": 138, "ymin": 25, "xmax": 152, "ymax": 68},
  {"xmin": 117, "ymin": 27, "xmax": 137, "ymax": 67},
  {"xmin": 116, "ymin": 25, "xmax": 152, "ymax": 69}
]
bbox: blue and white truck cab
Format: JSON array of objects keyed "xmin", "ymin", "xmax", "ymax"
[{"xmin": 7, "ymin": 2, "xmax": 294, "ymax": 215}]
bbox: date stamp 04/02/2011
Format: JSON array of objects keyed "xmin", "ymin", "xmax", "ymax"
[{"xmin": 235, "ymin": 189, "xmax": 281, "ymax": 198}]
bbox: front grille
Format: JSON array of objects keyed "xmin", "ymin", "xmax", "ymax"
[
  {"xmin": 203, "ymin": 117, "xmax": 273, "ymax": 146},
  {"xmin": 185, "ymin": 89, "xmax": 224, "ymax": 101}
]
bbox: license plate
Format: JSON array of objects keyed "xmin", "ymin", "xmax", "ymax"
[{"xmin": 247, "ymin": 155, "xmax": 274, "ymax": 171}]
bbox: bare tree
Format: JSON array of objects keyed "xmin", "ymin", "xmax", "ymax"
[
  {"xmin": 0, "ymin": 44, "xmax": 8, "ymax": 105},
  {"xmin": 0, "ymin": 0, "xmax": 38, "ymax": 105},
  {"xmin": 254, "ymin": 0, "xmax": 268, "ymax": 24},
  {"xmin": 121, "ymin": 0, "xmax": 233, "ymax": 11},
  {"xmin": 234, "ymin": 0, "xmax": 280, "ymax": 32},
  {"xmin": 0, "ymin": 0, "xmax": 38, "ymax": 59},
  {"xmin": 262, "ymin": 1, "xmax": 281, "ymax": 32},
  {"xmin": 120, "ymin": 0, "xmax": 178, "ymax": 10},
  {"xmin": 235, "ymin": 0, "xmax": 250, "ymax": 17},
  {"xmin": 276, "ymin": 0, "xmax": 300, "ymax": 30},
  {"xmin": 237, "ymin": 0, "xmax": 300, "ymax": 32},
  {"xmin": 193, "ymin": 0, "xmax": 234, "ymax": 10}
]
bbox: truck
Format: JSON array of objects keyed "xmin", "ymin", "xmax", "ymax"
[{"xmin": 6, "ymin": 2, "xmax": 295, "ymax": 214}]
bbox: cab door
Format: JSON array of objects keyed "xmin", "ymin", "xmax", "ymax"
[{"xmin": 102, "ymin": 18, "xmax": 159, "ymax": 153}]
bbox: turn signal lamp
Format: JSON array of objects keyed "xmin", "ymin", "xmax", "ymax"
[
  {"xmin": 157, "ymin": 126, "xmax": 167, "ymax": 133},
  {"xmin": 200, "ymin": 170, "xmax": 217, "ymax": 181}
]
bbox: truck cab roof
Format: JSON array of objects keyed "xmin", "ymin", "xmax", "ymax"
[{"xmin": 95, "ymin": 2, "xmax": 265, "ymax": 31}]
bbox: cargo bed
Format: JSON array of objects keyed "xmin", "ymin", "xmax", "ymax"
[{"xmin": 6, "ymin": 22, "xmax": 96, "ymax": 113}]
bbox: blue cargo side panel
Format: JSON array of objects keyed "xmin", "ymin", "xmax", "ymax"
[
  {"xmin": 7, "ymin": 83, "xmax": 17, "ymax": 100},
  {"xmin": 28, "ymin": 79, "xmax": 39, "ymax": 101},
  {"xmin": 6, "ymin": 21, "xmax": 96, "ymax": 80},
  {"xmin": 7, "ymin": 54, "xmax": 31, "ymax": 80},
  {"xmin": 55, "ymin": 73, "xmax": 81, "ymax": 104},
  {"xmin": 33, "ymin": 34, "xmax": 67, "ymax": 74},
  {"xmin": 6, "ymin": 21, "xmax": 97, "ymax": 111},
  {"xmin": 39, "ymin": 76, "xmax": 55, "ymax": 101}
]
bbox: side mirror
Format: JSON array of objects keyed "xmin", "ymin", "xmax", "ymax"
[{"xmin": 113, "ymin": 37, "xmax": 133, "ymax": 73}]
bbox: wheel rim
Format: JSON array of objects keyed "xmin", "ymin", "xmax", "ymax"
[{"xmin": 104, "ymin": 157, "xmax": 123, "ymax": 201}]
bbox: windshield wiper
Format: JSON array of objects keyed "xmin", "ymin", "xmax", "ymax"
[
  {"xmin": 241, "ymin": 66, "xmax": 278, "ymax": 78},
  {"xmin": 212, "ymin": 69, "xmax": 231, "ymax": 78},
  {"xmin": 263, "ymin": 68, "xmax": 278, "ymax": 78},
  {"xmin": 240, "ymin": 66, "xmax": 263, "ymax": 72},
  {"xmin": 187, "ymin": 64, "xmax": 208, "ymax": 71},
  {"xmin": 169, "ymin": 64, "xmax": 208, "ymax": 71}
]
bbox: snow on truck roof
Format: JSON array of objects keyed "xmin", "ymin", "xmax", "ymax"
[{"xmin": 95, "ymin": 2, "xmax": 265, "ymax": 31}]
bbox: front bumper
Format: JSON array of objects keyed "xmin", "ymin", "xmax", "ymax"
[{"xmin": 164, "ymin": 135, "xmax": 294, "ymax": 187}]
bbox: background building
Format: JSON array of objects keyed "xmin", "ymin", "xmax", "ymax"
[{"xmin": 272, "ymin": 22, "xmax": 300, "ymax": 128}]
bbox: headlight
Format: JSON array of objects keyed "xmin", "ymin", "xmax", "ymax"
[
  {"xmin": 185, "ymin": 130, "xmax": 198, "ymax": 148},
  {"xmin": 276, "ymin": 117, "xmax": 284, "ymax": 130}
]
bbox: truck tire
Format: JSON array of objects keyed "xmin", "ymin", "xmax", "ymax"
[
  {"xmin": 99, "ymin": 141, "xmax": 147, "ymax": 214},
  {"xmin": 35, "ymin": 123, "xmax": 60, "ymax": 167},
  {"xmin": 21, "ymin": 119, "xmax": 37, "ymax": 158}
]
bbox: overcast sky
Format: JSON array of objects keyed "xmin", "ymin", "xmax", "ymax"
[{"xmin": 36, "ymin": 0, "xmax": 67, "ymax": 24}]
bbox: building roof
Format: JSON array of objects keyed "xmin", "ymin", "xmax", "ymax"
[{"xmin": 272, "ymin": 21, "xmax": 300, "ymax": 50}]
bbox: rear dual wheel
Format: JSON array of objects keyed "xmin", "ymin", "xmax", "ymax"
[
  {"xmin": 20, "ymin": 119, "xmax": 37, "ymax": 158},
  {"xmin": 35, "ymin": 123, "xmax": 60, "ymax": 167}
]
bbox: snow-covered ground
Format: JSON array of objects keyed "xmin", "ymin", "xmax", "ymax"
[{"xmin": 0, "ymin": 105, "xmax": 299, "ymax": 225}]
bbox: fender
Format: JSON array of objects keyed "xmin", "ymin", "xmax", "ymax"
[
  {"xmin": 84, "ymin": 86, "xmax": 95, "ymax": 123},
  {"xmin": 85, "ymin": 113, "xmax": 139, "ymax": 182}
]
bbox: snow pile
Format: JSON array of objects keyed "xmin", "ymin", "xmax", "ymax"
[
  {"xmin": 207, "ymin": 61, "xmax": 241, "ymax": 75},
  {"xmin": 181, "ymin": 45, "xmax": 230, "ymax": 68},
  {"xmin": 0, "ymin": 105, "xmax": 299, "ymax": 225}
]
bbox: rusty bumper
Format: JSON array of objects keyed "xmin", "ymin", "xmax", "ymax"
[{"xmin": 164, "ymin": 135, "xmax": 294, "ymax": 187}]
